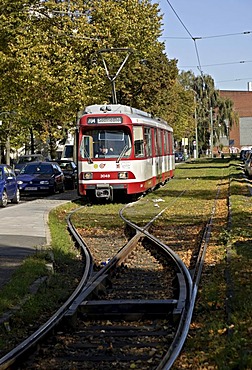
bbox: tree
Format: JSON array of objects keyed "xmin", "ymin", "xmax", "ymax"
[
  {"xmin": 2, "ymin": 0, "xmax": 233, "ymax": 161},
  {"xmin": 1, "ymin": 0, "xmax": 178, "ymax": 158},
  {"xmin": 0, "ymin": 0, "xmax": 99, "ymax": 159},
  {"xmin": 178, "ymin": 71, "xmax": 239, "ymax": 153}
]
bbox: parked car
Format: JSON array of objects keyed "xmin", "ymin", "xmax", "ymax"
[
  {"xmin": 14, "ymin": 154, "xmax": 45, "ymax": 174},
  {"xmin": 56, "ymin": 160, "xmax": 77, "ymax": 190},
  {"xmin": 244, "ymin": 150, "xmax": 252, "ymax": 178},
  {"xmin": 175, "ymin": 152, "xmax": 184, "ymax": 162},
  {"xmin": 240, "ymin": 149, "xmax": 251, "ymax": 162},
  {"xmin": 17, "ymin": 162, "xmax": 65, "ymax": 194},
  {"xmin": 0, "ymin": 164, "xmax": 20, "ymax": 207}
]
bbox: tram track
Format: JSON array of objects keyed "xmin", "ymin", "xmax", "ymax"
[{"xmin": 0, "ymin": 173, "xmax": 229, "ymax": 369}]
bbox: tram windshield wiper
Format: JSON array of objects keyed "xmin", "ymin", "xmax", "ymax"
[
  {"xmin": 116, "ymin": 145, "xmax": 129, "ymax": 163},
  {"xmin": 84, "ymin": 148, "xmax": 93, "ymax": 164}
]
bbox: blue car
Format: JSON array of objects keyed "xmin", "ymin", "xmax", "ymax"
[
  {"xmin": 14, "ymin": 153, "xmax": 45, "ymax": 174},
  {"xmin": 17, "ymin": 162, "xmax": 65, "ymax": 194},
  {"xmin": 0, "ymin": 164, "xmax": 20, "ymax": 207},
  {"xmin": 175, "ymin": 152, "xmax": 184, "ymax": 162}
]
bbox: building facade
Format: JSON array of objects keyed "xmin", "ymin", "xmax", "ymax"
[{"xmin": 219, "ymin": 90, "xmax": 252, "ymax": 151}]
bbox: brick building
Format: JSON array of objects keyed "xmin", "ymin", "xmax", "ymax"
[{"xmin": 219, "ymin": 90, "xmax": 252, "ymax": 151}]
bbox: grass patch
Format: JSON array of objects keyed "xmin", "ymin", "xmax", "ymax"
[
  {"xmin": 70, "ymin": 202, "xmax": 126, "ymax": 230},
  {"xmin": 48, "ymin": 201, "xmax": 81, "ymax": 261},
  {"xmin": 0, "ymin": 257, "xmax": 48, "ymax": 314},
  {"xmin": 173, "ymin": 159, "xmax": 252, "ymax": 370}
]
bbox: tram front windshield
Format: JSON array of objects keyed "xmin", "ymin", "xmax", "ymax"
[{"xmin": 80, "ymin": 129, "xmax": 131, "ymax": 159}]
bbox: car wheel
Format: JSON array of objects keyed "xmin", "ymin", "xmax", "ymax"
[
  {"xmin": 70, "ymin": 179, "xmax": 75, "ymax": 190},
  {"xmin": 0, "ymin": 190, "xmax": 8, "ymax": 207},
  {"xmin": 49, "ymin": 184, "xmax": 57, "ymax": 194},
  {"xmin": 12, "ymin": 188, "xmax": 21, "ymax": 204},
  {"xmin": 59, "ymin": 183, "xmax": 65, "ymax": 193}
]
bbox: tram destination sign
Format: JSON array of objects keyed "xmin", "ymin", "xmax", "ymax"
[{"xmin": 87, "ymin": 116, "xmax": 123, "ymax": 124}]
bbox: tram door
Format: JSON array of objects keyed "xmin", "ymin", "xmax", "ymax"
[{"xmin": 154, "ymin": 129, "xmax": 162, "ymax": 183}]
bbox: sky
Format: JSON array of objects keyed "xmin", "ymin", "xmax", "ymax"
[{"xmin": 155, "ymin": 0, "xmax": 252, "ymax": 91}]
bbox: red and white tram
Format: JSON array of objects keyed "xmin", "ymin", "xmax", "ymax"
[{"xmin": 77, "ymin": 104, "xmax": 175, "ymax": 201}]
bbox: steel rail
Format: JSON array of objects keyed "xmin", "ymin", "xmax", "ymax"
[
  {"xmin": 119, "ymin": 181, "xmax": 222, "ymax": 369},
  {"xmin": 0, "ymin": 179, "xmax": 211, "ymax": 369},
  {"xmin": 0, "ymin": 204, "xmax": 152, "ymax": 369},
  {"xmin": 65, "ymin": 194, "xmax": 193, "ymax": 316},
  {"xmin": 156, "ymin": 182, "xmax": 222, "ymax": 369},
  {"xmin": 64, "ymin": 230, "xmax": 144, "ymax": 316},
  {"xmin": 119, "ymin": 202, "xmax": 193, "ymax": 370},
  {"xmin": 119, "ymin": 196, "xmax": 193, "ymax": 298},
  {"xmin": 0, "ymin": 208, "xmax": 93, "ymax": 370}
]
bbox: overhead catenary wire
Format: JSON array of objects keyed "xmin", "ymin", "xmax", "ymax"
[
  {"xmin": 180, "ymin": 60, "xmax": 252, "ymax": 69},
  {"xmin": 165, "ymin": 0, "xmax": 204, "ymax": 78},
  {"xmin": 163, "ymin": 1, "xmax": 252, "ymax": 87},
  {"xmin": 217, "ymin": 77, "xmax": 252, "ymax": 84},
  {"xmin": 160, "ymin": 30, "xmax": 252, "ymax": 40}
]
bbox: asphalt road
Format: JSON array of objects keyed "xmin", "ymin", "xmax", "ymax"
[{"xmin": 0, "ymin": 190, "xmax": 79, "ymax": 289}]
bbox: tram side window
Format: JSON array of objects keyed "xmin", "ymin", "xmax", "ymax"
[
  {"xmin": 170, "ymin": 132, "xmax": 174, "ymax": 154},
  {"xmin": 144, "ymin": 127, "xmax": 152, "ymax": 157},
  {"xmin": 133, "ymin": 126, "xmax": 144, "ymax": 157},
  {"xmin": 157, "ymin": 129, "xmax": 162, "ymax": 155},
  {"xmin": 154, "ymin": 130, "xmax": 158, "ymax": 156},
  {"xmin": 165, "ymin": 131, "xmax": 170, "ymax": 154},
  {"xmin": 164, "ymin": 131, "xmax": 167, "ymax": 154}
]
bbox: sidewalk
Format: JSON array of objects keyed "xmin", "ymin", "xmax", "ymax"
[{"xmin": 0, "ymin": 191, "xmax": 78, "ymax": 289}]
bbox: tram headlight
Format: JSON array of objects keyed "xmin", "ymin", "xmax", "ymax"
[
  {"xmin": 118, "ymin": 172, "xmax": 128, "ymax": 179},
  {"xmin": 83, "ymin": 172, "xmax": 93, "ymax": 180}
]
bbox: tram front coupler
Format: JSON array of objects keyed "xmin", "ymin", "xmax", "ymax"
[{"xmin": 95, "ymin": 184, "xmax": 113, "ymax": 201}]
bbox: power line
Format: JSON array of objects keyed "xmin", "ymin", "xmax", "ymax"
[
  {"xmin": 160, "ymin": 30, "xmax": 252, "ymax": 40},
  {"xmin": 164, "ymin": 0, "xmax": 194, "ymax": 39},
  {"xmin": 180, "ymin": 60, "xmax": 252, "ymax": 68},
  {"xmin": 163, "ymin": 1, "xmax": 252, "ymax": 89},
  {"xmin": 217, "ymin": 77, "xmax": 252, "ymax": 83},
  {"xmin": 165, "ymin": 0, "xmax": 204, "ymax": 77}
]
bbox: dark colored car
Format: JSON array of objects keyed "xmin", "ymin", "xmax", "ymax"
[
  {"xmin": 240, "ymin": 149, "xmax": 251, "ymax": 162},
  {"xmin": 244, "ymin": 150, "xmax": 252, "ymax": 178},
  {"xmin": 56, "ymin": 160, "xmax": 77, "ymax": 190},
  {"xmin": 0, "ymin": 164, "xmax": 20, "ymax": 207},
  {"xmin": 14, "ymin": 154, "xmax": 45, "ymax": 174},
  {"xmin": 17, "ymin": 162, "xmax": 65, "ymax": 194},
  {"xmin": 175, "ymin": 152, "xmax": 184, "ymax": 162}
]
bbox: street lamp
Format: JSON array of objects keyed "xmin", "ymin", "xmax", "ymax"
[
  {"xmin": 184, "ymin": 88, "xmax": 199, "ymax": 159},
  {"xmin": 193, "ymin": 93, "xmax": 198, "ymax": 159},
  {"xmin": 210, "ymin": 107, "xmax": 214, "ymax": 158}
]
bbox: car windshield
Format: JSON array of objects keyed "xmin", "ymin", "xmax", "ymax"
[
  {"xmin": 20, "ymin": 164, "xmax": 53, "ymax": 175},
  {"xmin": 59, "ymin": 162, "xmax": 73, "ymax": 170},
  {"xmin": 18, "ymin": 156, "xmax": 38, "ymax": 163},
  {"xmin": 0, "ymin": 169, "xmax": 3, "ymax": 180}
]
